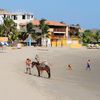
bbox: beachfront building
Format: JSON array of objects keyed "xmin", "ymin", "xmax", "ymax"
[
  {"xmin": 0, "ymin": 9, "xmax": 34, "ymax": 30},
  {"xmin": 0, "ymin": 9, "xmax": 82, "ymax": 48},
  {"xmin": 32, "ymin": 20, "xmax": 69, "ymax": 47}
]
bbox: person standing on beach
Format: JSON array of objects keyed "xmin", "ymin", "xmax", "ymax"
[
  {"xmin": 25, "ymin": 58, "xmax": 32, "ymax": 75},
  {"xmin": 86, "ymin": 59, "xmax": 91, "ymax": 70}
]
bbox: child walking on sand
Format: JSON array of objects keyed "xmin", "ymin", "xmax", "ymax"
[{"xmin": 67, "ymin": 64, "xmax": 72, "ymax": 70}]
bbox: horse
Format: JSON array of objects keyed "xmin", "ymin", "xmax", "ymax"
[{"xmin": 31, "ymin": 61, "xmax": 51, "ymax": 78}]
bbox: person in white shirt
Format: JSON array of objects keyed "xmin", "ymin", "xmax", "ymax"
[{"xmin": 35, "ymin": 54, "xmax": 40, "ymax": 62}]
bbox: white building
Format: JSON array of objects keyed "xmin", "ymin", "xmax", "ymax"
[{"xmin": 0, "ymin": 9, "xmax": 34, "ymax": 30}]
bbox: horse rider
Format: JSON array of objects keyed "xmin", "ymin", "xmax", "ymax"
[
  {"xmin": 35, "ymin": 54, "xmax": 48, "ymax": 67},
  {"xmin": 35, "ymin": 54, "xmax": 40, "ymax": 63}
]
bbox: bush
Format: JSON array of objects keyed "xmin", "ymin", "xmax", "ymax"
[{"xmin": 82, "ymin": 43, "xmax": 88, "ymax": 46}]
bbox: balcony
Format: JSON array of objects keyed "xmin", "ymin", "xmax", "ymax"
[{"xmin": 53, "ymin": 28, "xmax": 66, "ymax": 33}]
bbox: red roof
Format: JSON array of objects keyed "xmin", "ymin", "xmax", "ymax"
[
  {"xmin": 19, "ymin": 20, "xmax": 67, "ymax": 27},
  {"xmin": 32, "ymin": 20, "xmax": 67, "ymax": 26},
  {"xmin": 32, "ymin": 20, "xmax": 40, "ymax": 26}
]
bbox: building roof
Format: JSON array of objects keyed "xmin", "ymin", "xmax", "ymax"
[
  {"xmin": 46, "ymin": 21, "xmax": 67, "ymax": 26},
  {"xmin": 0, "ymin": 9, "xmax": 10, "ymax": 15},
  {"xmin": 32, "ymin": 20, "xmax": 40, "ymax": 26},
  {"xmin": 0, "ymin": 9, "xmax": 33, "ymax": 16},
  {"xmin": 32, "ymin": 20, "xmax": 67, "ymax": 27}
]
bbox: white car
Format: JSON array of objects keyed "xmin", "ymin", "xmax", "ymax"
[{"xmin": 0, "ymin": 42, "xmax": 9, "ymax": 46}]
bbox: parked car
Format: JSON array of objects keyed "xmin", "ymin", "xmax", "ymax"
[
  {"xmin": 87, "ymin": 44, "xmax": 100, "ymax": 49},
  {"xmin": 0, "ymin": 42, "xmax": 9, "ymax": 46}
]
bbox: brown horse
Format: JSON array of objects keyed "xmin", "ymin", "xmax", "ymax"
[{"xmin": 31, "ymin": 61, "xmax": 51, "ymax": 78}]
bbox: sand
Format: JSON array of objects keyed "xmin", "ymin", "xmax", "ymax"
[{"xmin": 0, "ymin": 46, "xmax": 100, "ymax": 100}]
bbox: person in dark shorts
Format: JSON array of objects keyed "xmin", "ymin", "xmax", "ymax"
[{"xmin": 86, "ymin": 59, "xmax": 91, "ymax": 70}]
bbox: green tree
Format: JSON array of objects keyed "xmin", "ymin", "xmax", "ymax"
[
  {"xmin": 19, "ymin": 22, "xmax": 35, "ymax": 41},
  {"xmin": 39, "ymin": 19, "xmax": 49, "ymax": 37},
  {"xmin": 26, "ymin": 22, "xmax": 38, "ymax": 40},
  {"xmin": 26, "ymin": 22, "xmax": 34, "ymax": 33},
  {"xmin": 81, "ymin": 30, "xmax": 94, "ymax": 43},
  {"xmin": 0, "ymin": 18, "xmax": 19, "ymax": 42},
  {"xmin": 95, "ymin": 30, "xmax": 100, "ymax": 43},
  {"xmin": 0, "ymin": 25, "xmax": 4, "ymax": 36},
  {"xmin": 80, "ymin": 30, "xmax": 100, "ymax": 44},
  {"xmin": 38, "ymin": 19, "xmax": 49, "ymax": 46}
]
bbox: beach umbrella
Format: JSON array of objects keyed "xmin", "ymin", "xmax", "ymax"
[{"xmin": 24, "ymin": 34, "xmax": 36, "ymax": 46}]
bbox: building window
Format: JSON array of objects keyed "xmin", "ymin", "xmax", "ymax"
[
  {"xmin": 14, "ymin": 15, "xmax": 17, "ymax": 20},
  {"xmin": 27, "ymin": 15, "xmax": 30, "ymax": 19},
  {"xmin": 22, "ymin": 15, "xmax": 26, "ymax": 19},
  {"xmin": 31, "ymin": 15, "xmax": 33, "ymax": 18},
  {"xmin": 54, "ymin": 28, "xmax": 66, "ymax": 32},
  {"xmin": 4, "ymin": 14, "xmax": 6, "ymax": 18},
  {"xmin": 12, "ymin": 15, "xmax": 17, "ymax": 20}
]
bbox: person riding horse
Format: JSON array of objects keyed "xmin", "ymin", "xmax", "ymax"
[
  {"xmin": 35, "ymin": 54, "xmax": 40, "ymax": 62},
  {"xmin": 31, "ymin": 54, "xmax": 51, "ymax": 78},
  {"xmin": 35, "ymin": 54, "xmax": 48, "ymax": 67}
]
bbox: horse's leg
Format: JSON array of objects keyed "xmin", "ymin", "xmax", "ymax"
[
  {"xmin": 48, "ymin": 71, "xmax": 51, "ymax": 78},
  {"xmin": 37, "ymin": 69, "xmax": 40, "ymax": 77},
  {"xmin": 47, "ymin": 68, "xmax": 51, "ymax": 78}
]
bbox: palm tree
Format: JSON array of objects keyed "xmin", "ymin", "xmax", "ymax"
[
  {"xmin": 0, "ymin": 25, "xmax": 4, "ymax": 36},
  {"xmin": 0, "ymin": 18, "xmax": 19, "ymax": 42},
  {"xmin": 25, "ymin": 22, "xmax": 34, "ymax": 39},
  {"xmin": 19, "ymin": 22, "xmax": 35, "ymax": 41},
  {"xmin": 39, "ymin": 19, "xmax": 49, "ymax": 37},
  {"xmin": 39, "ymin": 19, "xmax": 49, "ymax": 46},
  {"xmin": 26, "ymin": 22, "xmax": 38, "ymax": 39},
  {"xmin": 26, "ymin": 22, "xmax": 34, "ymax": 33}
]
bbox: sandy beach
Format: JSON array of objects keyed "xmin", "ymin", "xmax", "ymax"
[{"xmin": 0, "ymin": 46, "xmax": 100, "ymax": 100}]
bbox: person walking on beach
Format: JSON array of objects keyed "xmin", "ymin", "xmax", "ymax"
[
  {"xmin": 86, "ymin": 59, "xmax": 91, "ymax": 70},
  {"xmin": 25, "ymin": 58, "xmax": 32, "ymax": 75},
  {"xmin": 67, "ymin": 64, "xmax": 72, "ymax": 70}
]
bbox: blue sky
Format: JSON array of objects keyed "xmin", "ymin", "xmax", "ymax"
[{"xmin": 0, "ymin": 0, "xmax": 100, "ymax": 29}]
